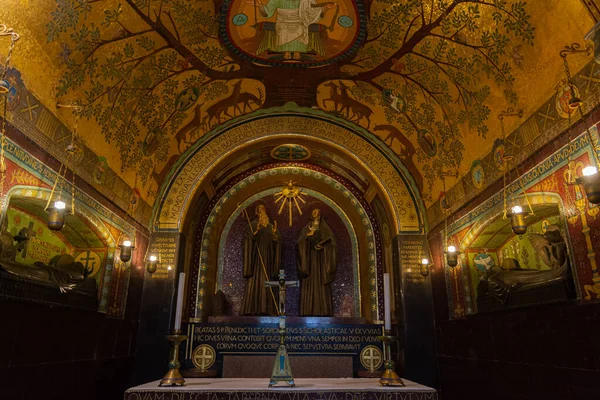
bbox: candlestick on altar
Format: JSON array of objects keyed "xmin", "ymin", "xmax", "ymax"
[
  {"xmin": 159, "ymin": 272, "xmax": 187, "ymax": 386},
  {"xmin": 383, "ymin": 273, "xmax": 391, "ymax": 330},
  {"xmin": 378, "ymin": 329, "xmax": 405, "ymax": 386},
  {"xmin": 174, "ymin": 272, "xmax": 185, "ymax": 332}
]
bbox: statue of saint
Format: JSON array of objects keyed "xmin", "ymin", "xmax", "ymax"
[
  {"xmin": 297, "ymin": 208, "xmax": 337, "ymax": 316},
  {"xmin": 240, "ymin": 204, "xmax": 282, "ymax": 315}
]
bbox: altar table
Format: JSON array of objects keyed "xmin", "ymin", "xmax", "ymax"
[{"xmin": 124, "ymin": 378, "xmax": 437, "ymax": 400}]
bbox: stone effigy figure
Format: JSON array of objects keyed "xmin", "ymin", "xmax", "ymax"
[
  {"xmin": 481, "ymin": 224, "xmax": 570, "ymax": 304},
  {"xmin": 0, "ymin": 231, "xmax": 96, "ymax": 293},
  {"xmin": 240, "ymin": 204, "xmax": 282, "ymax": 315},
  {"xmin": 297, "ymin": 208, "xmax": 337, "ymax": 316}
]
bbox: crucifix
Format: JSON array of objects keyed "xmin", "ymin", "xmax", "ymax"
[
  {"xmin": 15, "ymin": 221, "xmax": 36, "ymax": 258},
  {"xmin": 265, "ymin": 269, "xmax": 299, "ymax": 387}
]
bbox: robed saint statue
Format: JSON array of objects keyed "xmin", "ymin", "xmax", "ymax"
[
  {"xmin": 297, "ymin": 208, "xmax": 337, "ymax": 316},
  {"xmin": 240, "ymin": 204, "xmax": 282, "ymax": 315}
]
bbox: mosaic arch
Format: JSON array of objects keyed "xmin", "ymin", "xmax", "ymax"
[
  {"xmin": 445, "ymin": 192, "xmax": 577, "ymax": 316},
  {"xmin": 194, "ymin": 165, "xmax": 382, "ymax": 320},
  {"xmin": 153, "ymin": 108, "xmax": 425, "ymax": 235},
  {"xmin": 1, "ymin": 186, "xmax": 135, "ymax": 314}
]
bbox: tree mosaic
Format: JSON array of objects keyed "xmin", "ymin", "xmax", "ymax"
[{"xmin": 47, "ymin": 0, "xmax": 534, "ymax": 195}]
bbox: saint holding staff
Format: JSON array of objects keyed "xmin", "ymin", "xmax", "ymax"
[{"xmin": 240, "ymin": 204, "xmax": 282, "ymax": 315}]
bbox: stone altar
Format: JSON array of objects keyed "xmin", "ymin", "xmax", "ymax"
[{"xmin": 124, "ymin": 378, "xmax": 437, "ymax": 400}]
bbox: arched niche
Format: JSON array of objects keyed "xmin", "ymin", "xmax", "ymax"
[
  {"xmin": 450, "ymin": 192, "xmax": 577, "ymax": 314},
  {"xmin": 217, "ymin": 188, "xmax": 359, "ymax": 317},
  {"xmin": 192, "ymin": 166, "xmax": 381, "ymax": 320},
  {"xmin": 151, "ymin": 108, "xmax": 426, "ymax": 235},
  {"xmin": 0, "ymin": 186, "xmax": 135, "ymax": 314}
]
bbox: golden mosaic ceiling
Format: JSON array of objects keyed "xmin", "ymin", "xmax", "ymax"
[{"xmin": 0, "ymin": 0, "xmax": 595, "ymax": 215}]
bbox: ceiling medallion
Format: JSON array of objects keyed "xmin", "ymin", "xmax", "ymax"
[
  {"xmin": 220, "ymin": 0, "xmax": 366, "ymax": 67},
  {"xmin": 270, "ymin": 144, "xmax": 311, "ymax": 160}
]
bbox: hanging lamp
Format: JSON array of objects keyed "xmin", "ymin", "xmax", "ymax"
[
  {"xmin": 441, "ymin": 171, "xmax": 461, "ymax": 267},
  {"xmin": 498, "ymin": 109, "xmax": 533, "ymax": 235},
  {"xmin": 560, "ymin": 43, "xmax": 600, "ymax": 204},
  {"xmin": 118, "ymin": 179, "xmax": 138, "ymax": 263},
  {"xmin": 47, "ymin": 102, "xmax": 81, "ymax": 230}
]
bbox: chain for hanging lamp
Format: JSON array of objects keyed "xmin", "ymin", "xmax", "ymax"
[
  {"xmin": 46, "ymin": 102, "xmax": 82, "ymax": 229},
  {"xmin": 441, "ymin": 171, "xmax": 460, "ymax": 267},
  {"xmin": 118, "ymin": 173, "xmax": 138, "ymax": 263},
  {"xmin": 560, "ymin": 43, "xmax": 600, "ymax": 205},
  {"xmin": 561, "ymin": 43, "xmax": 600, "ymax": 165}
]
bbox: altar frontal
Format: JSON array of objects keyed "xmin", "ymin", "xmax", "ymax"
[{"xmin": 125, "ymin": 378, "xmax": 438, "ymax": 400}]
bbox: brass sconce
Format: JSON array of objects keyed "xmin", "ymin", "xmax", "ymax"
[
  {"xmin": 147, "ymin": 254, "xmax": 158, "ymax": 274},
  {"xmin": 509, "ymin": 205, "xmax": 528, "ymax": 235},
  {"xmin": 445, "ymin": 246, "xmax": 460, "ymax": 268},
  {"xmin": 420, "ymin": 258, "xmax": 430, "ymax": 277},
  {"xmin": 47, "ymin": 200, "xmax": 66, "ymax": 231},
  {"xmin": 576, "ymin": 166, "xmax": 600, "ymax": 204},
  {"xmin": 119, "ymin": 239, "xmax": 135, "ymax": 262}
]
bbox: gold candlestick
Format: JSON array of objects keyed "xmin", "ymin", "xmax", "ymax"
[
  {"xmin": 378, "ymin": 329, "xmax": 404, "ymax": 386},
  {"xmin": 159, "ymin": 331, "xmax": 188, "ymax": 386}
]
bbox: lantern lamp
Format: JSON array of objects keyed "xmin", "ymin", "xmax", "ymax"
[
  {"xmin": 47, "ymin": 200, "xmax": 66, "ymax": 231},
  {"xmin": 445, "ymin": 246, "xmax": 460, "ymax": 268},
  {"xmin": 509, "ymin": 205, "xmax": 528, "ymax": 235},
  {"xmin": 576, "ymin": 166, "xmax": 600, "ymax": 204},
  {"xmin": 119, "ymin": 239, "xmax": 134, "ymax": 262}
]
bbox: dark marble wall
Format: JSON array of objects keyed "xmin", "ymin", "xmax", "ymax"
[
  {"xmin": 0, "ymin": 277, "xmax": 143, "ymax": 399},
  {"xmin": 436, "ymin": 301, "xmax": 600, "ymax": 399},
  {"xmin": 0, "ymin": 233, "xmax": 147, "ymax": 399}
]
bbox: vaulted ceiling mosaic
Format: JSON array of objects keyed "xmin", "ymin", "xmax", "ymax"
[{"xmin": 0, "ymin": 0, "xmax": 595, "ymax": 215}]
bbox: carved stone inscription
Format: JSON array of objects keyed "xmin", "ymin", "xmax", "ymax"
[
  {"xmin": 398, "ymin": 235, "xmax": 429, "ymax": 284},
  {"xmin": 125, "ymin": 391, "xmax": 438, "ymax": 400},
  {"xmin": 190, "ymin": 323, "xmax": 382, "ymax": 353},
  {"xmin": 148, "ymin": 232, "xmax": 180, "ymax": 279}
]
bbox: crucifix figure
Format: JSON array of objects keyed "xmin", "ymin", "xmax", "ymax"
[
  {"xmin": 265, "ymin": 269, "xmax": 298, "ymax": 387},
  {"xmin": 15, "ymin": 221, "xmax": 36, "ymax": 258}
]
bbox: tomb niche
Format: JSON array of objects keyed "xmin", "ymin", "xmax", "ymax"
[
  {"xmin": 0, "ymin": 191, "xmax": 124, "ymax": 312},
  {"xmin": 460, "ymin": 199, "xmax": 576, "ymax": 313}
]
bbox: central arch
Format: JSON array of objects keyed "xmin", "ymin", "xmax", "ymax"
[{"xmin": 152, "ymin": 106, "xmax": 426, "ymax": 235}]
